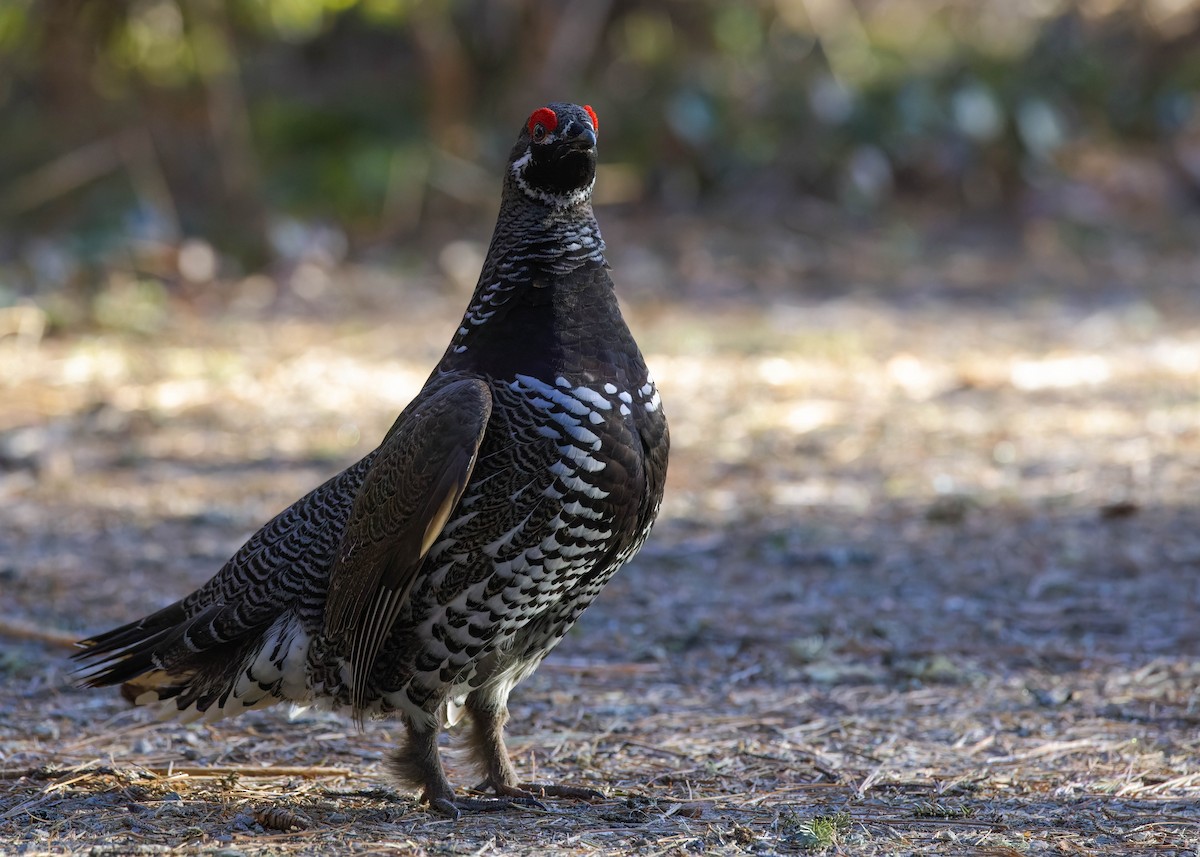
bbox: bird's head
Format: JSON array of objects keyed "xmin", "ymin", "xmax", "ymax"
[{"xmin": 508, "ymin": 102, "xmax": 599, "ymax": 209}]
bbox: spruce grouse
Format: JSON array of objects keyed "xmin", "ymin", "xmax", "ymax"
[{"xmin": 74, "ymin": 103, "xmax": 669, "ymax": 817}]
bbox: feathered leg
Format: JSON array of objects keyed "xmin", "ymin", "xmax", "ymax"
[
  {"xmin": 466, "ymin": 693, "xmax": 603, "ymax": 803},
  {"xmin": 389, "ymin": 717, "xmax": 542, "ymax": 818}
]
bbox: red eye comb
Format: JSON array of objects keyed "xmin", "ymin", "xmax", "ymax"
[
  {"xmin": 583, "ymin": 104, "xmax": 598, "ymax": 134},
  {"xmin": 528, "ymin": 107, "xmax": 558, "ymax": 136}
]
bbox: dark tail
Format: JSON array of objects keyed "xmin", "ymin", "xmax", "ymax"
[{"xmin": 73, "ymin": 600, "xmax": 278, "ymax": 721}]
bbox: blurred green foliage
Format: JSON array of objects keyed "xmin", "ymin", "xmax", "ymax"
[{"xmin": 2, "ymin": 0, "xmax": 1200, "ymax": 292}]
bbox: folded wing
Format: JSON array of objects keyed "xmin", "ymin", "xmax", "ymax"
[{"xmin": 323, "ymin": 377, "xmax": 492, "ymax": 717}]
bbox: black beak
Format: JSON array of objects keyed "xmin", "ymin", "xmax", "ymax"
[{"xmin": 565, "ymin": 124, "xmax": 597, "ymax": 152}]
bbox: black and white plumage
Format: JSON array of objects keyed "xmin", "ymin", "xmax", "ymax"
[{"xmin": 74, "ymin": 103, "xmax": 669, "ymax": 817}]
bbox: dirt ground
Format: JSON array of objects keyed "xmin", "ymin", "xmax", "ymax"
[{"xmin": 2, "ymin": 210, "xmax": 1199, "ymax": 854}]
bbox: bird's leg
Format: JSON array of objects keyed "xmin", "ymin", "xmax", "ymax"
[
  {"xmin": 389, "ymin": 719, "xmax": 460, "ymax": 816},
  {"xmin": 466, "ymin": 694, "xmax": 604, "ymax": 803},
  {"xmin": 464, "ymin": 696, "xmax": 523, "ymax": 795},
  {"xmin": 390, "ymin": 718, "xmax": 540, "ymax": 818}
]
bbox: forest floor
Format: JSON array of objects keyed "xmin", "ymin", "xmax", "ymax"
[{"xmin": 2, "ymin": 207, "xmax": 1199, "ymax": 855}]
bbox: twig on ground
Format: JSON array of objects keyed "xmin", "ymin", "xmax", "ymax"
[{"xmin": 0, "ymin": 616, "xmax": 78, "ymax": 648}]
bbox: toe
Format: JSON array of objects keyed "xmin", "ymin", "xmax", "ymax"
[
  {"xmin": 489, "ymin": 783, "xmax": 548, "ymax": 808},
  {"xmin": 520, "ymin": 782, "xmax": 605, "ymax": 801},
  {"xmin": 427, "ymin": 796, "xmax": 462, "ymax": 819},
  {"xmin": 456, "ymin": 795, "xmax": 544, "ymax": 813}
]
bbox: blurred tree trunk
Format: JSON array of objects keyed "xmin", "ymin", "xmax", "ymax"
[
  {"xmin": 535, "ymin": 0, "xmax": 611, "ymax": 95},
  {"xmin": 186, "ymin": 0, "xmax": 269, "ymax": 268},
  {"xmin": 35, "ymin": 0, "xmax": 120, "ymax": 139},
  {"xmin": 410, "ymin": 6, "xmax": 472, "ymax": 156}
]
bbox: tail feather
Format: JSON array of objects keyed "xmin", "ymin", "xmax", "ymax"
[
  {"xmin": 74, "ymin": 601, "xmax": 228, "ymax": 687},
  {"xmin": 74, "ymin": 604, "xmax": 311, "ymax": 723},
  {"xmin": 74, "ymin": 602, "xmax": 189, "ymax": 679}
]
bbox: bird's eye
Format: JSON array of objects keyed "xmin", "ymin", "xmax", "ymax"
[{"xmin": 527, "ymin": 107, "xmax": 558, "ymax": 141}]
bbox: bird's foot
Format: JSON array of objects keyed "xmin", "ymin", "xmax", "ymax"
[
  {"xmin": 423, "ymin": 778, "xmax": 547, "ymax": 819},
  {"xmin": 426, "ymin": 792, "xmax": 545, "ymax": 819},
  {"xmin": 476, "ymin": 779, "xmax": 604, "ymax": 803}
]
